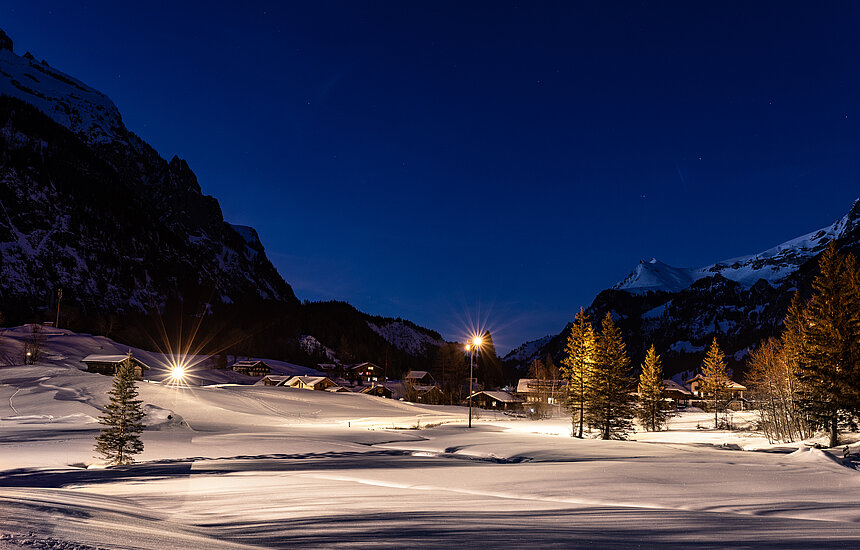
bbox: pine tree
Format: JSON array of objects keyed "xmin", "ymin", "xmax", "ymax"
[
  {"xmin": 561, "ymin": 307, "xmax": 595, "ymax": 438},
  {"xmin": 794, "ymin": 242, "xmax": 860, "ymax": 447},
  {"xmin": 701, "ymin": 338, "xmax": 730, "ymax": 428},
  {"xmin": 586, "ymin": 313, "xmax": 635, "ymax": 440},
  {"xmin": 637, "ymin": 345, "xmax": 668, "ymax": 431},
  {"xmin": 95, "ymin": 356, "xmax": 146, "ymax": 465}
]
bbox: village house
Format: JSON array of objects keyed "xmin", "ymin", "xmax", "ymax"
[
  {"xmin": 360, "ymin": 385, "xmax": 393, "ymax": 398},
  {"xmin": 81, "ymin": 353, "xmax": 150, "ymax": 380},
  {"xmin": 284, "ymin": 375, "xmax": 339, "ymax": 391},
  {"xmin": 685, "ymin": 374, "xmax": 748, "ymax": 410},
  {"xmin": 470, "ymin": 390, "xmax": 524, "ymax": 411},
  {"xmin": 662, "ymin": 379, "xmax": 693, "ymax": 408},
  {"xmin": 405, "ymin": 370, "xmax": 436, "ymax": 386},
  {"xmin": 348, "ymin": 362, "xmax": 386, "ymax": 385},
  {"xmin": 516, "ymin": 378, "xmax": 565, "ymax": 405},
  {"xmin": 414, "ymin": 385, "xmax": 444, "ymax": 404},
  {"xmin": 232, "ymin": 360, "xmax": 271, "ymax": 377},
  {"xmin": 259, "ymin": 375, "xmax": 291, "ymax": 386}
]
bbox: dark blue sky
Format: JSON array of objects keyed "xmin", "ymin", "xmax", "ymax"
[{"xmin": 3, "ymin": 1, "xmax": 859, "ymax": 352}]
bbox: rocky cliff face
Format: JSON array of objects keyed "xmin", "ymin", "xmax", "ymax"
[
  {"xmin": 0, "ymin": 30, "xmax": 443, "ymax": 374},
  {"xmin": 507, "ymin": 198, "xmax": 860, "ymax": 377},
  {"xmin": 0, "ymin": 35, "xmax": 296, "ymax": 320}
]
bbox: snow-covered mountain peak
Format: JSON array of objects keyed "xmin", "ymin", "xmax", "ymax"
[
  {"xmin": 0, "ymin": 30, "xmax": 125, "ymax": 145},
  {"xmin": 614, "ymin": 197, "xmax": 860, "ymax": 294}
]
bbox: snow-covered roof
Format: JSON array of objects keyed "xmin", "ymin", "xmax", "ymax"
[
  {"xmin": 286, "ymin": 376, "xmax": 332, "ymax": 387},
  {"xmin": 81, "ymin": 354, "xmax": 151, "ymax": 370},
  {"xmin": 258, "ymin": 375, "xmax": 291, "ymax": 386},
  {"xmin": 662, "ymin": 379, "xmax": 692, "ymax": 395},
  {"xmin": 471, "ymin": 390, "xmax": 523, "ymax": 403},
  {"xmin": 350, "ymin": 362, "xmax": 381, "ymax": 371},
  {"xmin": 405, "ymin": 370, "xmax": 431, "ymax": 380},
  {"xmin": 233, "ymin": 360, "xmax": 268, "ymax": 368},
  {"xmin": 516, "ymin": 378, "xmax": 563, "ymax": 393},
  {"xmin": 685, "ymin": 374, "xmax": 746, "ymax": 390}
]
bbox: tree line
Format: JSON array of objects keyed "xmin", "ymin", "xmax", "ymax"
[
  {"xmin": 559, "ymin": 241, "xmax": 860, "ymax": 447},
  {"xmin": 745, "ymin": 242, "xmax": 860, "ymax": 447}
]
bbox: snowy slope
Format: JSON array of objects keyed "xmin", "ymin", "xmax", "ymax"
[
  {"xmin": 503, "ymin": 334, "xmax": 553, "ymax": 363},
  {"xmin": 0, "ymin": 37, "xmax": 124, "ymax": 145},
  {"xmin": 615, "ymin": 198, "xmax": 860, "ymax": 293},
  {"xmin": 366, "ymin": 319, "xmax": 446, "ymax": 355},
  {"xmin": 3, "ymin": 335, "xmax": 860, "ymax": 548}
]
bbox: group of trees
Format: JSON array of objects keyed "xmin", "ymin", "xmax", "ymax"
[
  {"xmin": 561, "ymin": 308, "xmax": 637, "ymax": 439},
  {"xmin": 560, "ymin": 310, "xmax": 739, "ymax": 439},
  {"xmin": 746, "ymin": 242, "xmax": 860, "ymax": 447}
]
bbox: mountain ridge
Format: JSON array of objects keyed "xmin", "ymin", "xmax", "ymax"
[
  {"xmin": 614, "ymin": 198, "xmax": 860, "ymax": 294},
  {"xmin": 0, "ymin": 29, "xmax": 444, "ymax": 369},
  {"xmin": 507, "ymin": 197, "xmax": 860, "ymax": 377}
]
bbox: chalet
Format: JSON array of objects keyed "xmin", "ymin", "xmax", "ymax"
[
  {"xmin": 415, "ymin": 385, "xmax": 444, "ymax": 405},
  {"xmin": 348, "ymin": 362, "xmax": 386, "ymax": 384},
  {"xmin": 284, "ymin": 375, "xmax": 339, "ymax": 391},
  {"xmin": 260, "ymin": 375, "xmax": 291, "ymax": 386},
  {"xmin": 81, "ymin": 353, "xmax": 150, "ymax": 380},
  {"xmin": 470, "ymin": 390, "xmax": 524, "ymax": 411},
  {"xmin": 686, "ymin": 374, "xmax": 748, "ymax": 410},
  {"xmin": 360, "ymin": 384, "xmax": 393, "ymax": 398},
  {"xmin": 662, "ymin": 379, "xmax": 693, "ymax": 407},
  {"xmin": 232, "ymin": 360, "xmax": 271, "ymax": 377},
  {"xmin": 326, "ymin": 386, "xmax": 351, "ymax": 393},
  {"xmin": 516, "ymin": 378, "xmax": 565, "ymax": 405},
  {"xmin": 405, "ymin": 370, "xmax": 436, "ymax": 386}
]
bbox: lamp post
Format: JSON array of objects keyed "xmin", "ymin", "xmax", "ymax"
[{"xmin": 465, "ymin": 335, "xmax": 484, "ymax": 428}]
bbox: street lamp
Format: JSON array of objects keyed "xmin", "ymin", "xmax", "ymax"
[{"xmin": 465, "ymin": 335, "xmax": 484, "ymax": 428}]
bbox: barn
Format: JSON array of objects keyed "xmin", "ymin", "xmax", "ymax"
[{"xmin": 81, "ymin": 354, "xmax": 150, "ymax": 380}]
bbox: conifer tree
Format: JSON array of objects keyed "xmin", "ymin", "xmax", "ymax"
[
  {"xmin": 95, "ymin": 356, "xmax": 146, "ymax": 465},
  {"xmin": 586, "ymin": 313, "xmax": 635, "ymax": 440},
  {"xmin": 561, "ymin": 307, "xmax": 595, "ymax": 438},
  {"xmin": 794, "ymin": 242, "xmax": 860, "ymax": 447},
  {"xmin": 701, "ymin": 338, "xmax": 730, "ymax": 428},
  {"xmin": 637, "ymin": 345, "xmax": 668, "ymax": 431}
]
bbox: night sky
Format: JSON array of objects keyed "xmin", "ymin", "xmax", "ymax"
[{"xmin": 3, "ymin": 1, "xmax": 860, "ymax": 352}]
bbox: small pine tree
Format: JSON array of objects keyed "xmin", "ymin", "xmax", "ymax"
[
  {"xmin": 701, "ymin": 338, "xmax": 730, "ymax": 429},
  {"xmin": 586, "ymin": 313, "xmax": 635, "ymax": 440},
  {"xmin": 561, "ymin": 307, "xmax": 595, "ymax": 438},
  {"xmin": 95, "ymin": 357, "xmax": 146, "ymax": 465},
  {"xmin": 637, "ymin": 345, "xmax": 668, "ymax": 431}
]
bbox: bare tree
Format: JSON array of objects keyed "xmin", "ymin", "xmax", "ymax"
[{"xmin": 23, "ymin": 324, "xmax": 46, "ymax": 365}]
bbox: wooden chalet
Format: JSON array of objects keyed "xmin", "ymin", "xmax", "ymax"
[
  {"xmin": 360, "ymin": 384, "xmax": 393, "ymax": 398},
  {"xmin": 516, "ymin": 378, "xmax": 565, "ymax": 405},
  {"xmin": 415, "ymin": 385, "xmax": 444, "ymax": 405},
  {"xmin": 81, "ymin": 353, "xmax": 150, "ymax": 380},
  {"xmin": 260, "ymin": 375, "xmax": 291, "ymax": 386},
  {"xmin": 686, "ymin": 374, "xmax": 748, "ymax": 410},
  {"xmin": 405, "ymin": 370, "xmax": 436, "ymax": 386},
  {"xmin": 232, "ymin": 360, "xmax": 271, "ymax": 377},
  {"xmin": 348, "ymin": 362, "xmax": 386, "ymax": 384},
  {"xmin": 662, "ymin": 379, "xmax": 693, "ymax": 407},
  {"xmin": 284, "ymin": 375, "xmax": 339, "ymax": 391},
  {"xmin": 470, "ymin": 390, "xmax": 524, "ymax": 411}
]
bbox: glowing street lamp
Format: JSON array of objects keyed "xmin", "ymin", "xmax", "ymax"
[
  {"xmin": 465, "ymin": 334, "xmax": 484, "ymax": 428},
  {"xmin": 166, "ymin": 357, "xmax": 190, "ymax": 387}
]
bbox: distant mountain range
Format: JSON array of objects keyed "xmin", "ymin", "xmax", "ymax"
[
  {"xmin": 0, "ymin": 29, "xmax": 443, "ymax": 372},
  {"xmin": 506, "ymin": 198, "xmax": 860, "ymax": 377}
]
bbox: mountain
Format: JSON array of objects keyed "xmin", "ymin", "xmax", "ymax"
[
  {"xmin": 508, "ymin": 198, "xmax": 860, "ymax": 377},
  {"xmin": 614, "ymin": 203, "xmax": 857, "ymax": 293},
  {"xmin": 0, "ymin": 29, "xmax": 443, "ymax": 373}
]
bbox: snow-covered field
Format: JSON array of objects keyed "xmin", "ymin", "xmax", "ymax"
[{"xmin": 2, "ymin": 327, "xmax": 860, "ymax": 548}]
